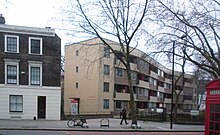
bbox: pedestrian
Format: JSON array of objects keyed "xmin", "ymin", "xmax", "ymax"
[{"xmin": 120, "ymin": 107, "xmax": 128, "ymax": 125}]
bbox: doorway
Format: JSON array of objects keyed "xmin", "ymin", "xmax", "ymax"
[{"xmin": 37, "ymin": 96, "xmax": 46, "ymax": 119}]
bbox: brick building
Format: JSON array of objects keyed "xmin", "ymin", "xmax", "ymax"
[{"xmin": 0, "ymin": 15, "xmax": 61, "ymax": 120}]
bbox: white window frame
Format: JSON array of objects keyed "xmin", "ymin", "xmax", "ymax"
[
  {"xmin": 29, "ymin": 37, "xmax": 43, "ymax": 55},
  {"xmin": 4, "ymin": 35, "xmax": 19, "ymax": 53},
  {"xmin": 9, "ymin": 95, "xmax": 23, "ymax": 112},
  {"xmin": 28, "ymin": 61, "xmax": 42, "ymax": 86},
  {"xmin": 4, "ymin": 59, "xmax": 20, "ymax": 85}
]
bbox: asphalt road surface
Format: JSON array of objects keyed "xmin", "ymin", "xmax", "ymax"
[{"xmin": 0, "ymin": 130, "xmax": 204, "ymax": 135}]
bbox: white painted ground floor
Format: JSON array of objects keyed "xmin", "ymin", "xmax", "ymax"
[{"xmin": 0, "ymin": 84, "xmax": 61, "ymax": 120}]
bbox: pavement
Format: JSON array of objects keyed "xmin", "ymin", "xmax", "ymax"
[{"xmin": 0, "ymin": 118, "xmax": 204, "ymax": 132}]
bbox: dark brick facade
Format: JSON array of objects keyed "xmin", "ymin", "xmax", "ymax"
[{"xmin": 0, "ymin": 27, "xmax": 61, "ymax": 87}]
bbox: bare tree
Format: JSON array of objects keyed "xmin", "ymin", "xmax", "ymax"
[
  {"xmin": 63, "ymin": 0, "xmax": 149, "ymax": 126},
  {"xmin": 149, "ymin": 0, "xmax": 220, "ymax": 79}
]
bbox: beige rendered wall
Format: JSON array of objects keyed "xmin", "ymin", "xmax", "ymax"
[
  {"xmin": 64, "ymin": 38, "xmax": 197, "ymax": 115},
  {"xmin": 64, "ymin": 39, "xmax": 115, "ymax": 115}
]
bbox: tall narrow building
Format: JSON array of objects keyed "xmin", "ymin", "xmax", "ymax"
[{"xmin": 0, "ymin": 16, "xmax": 61, "ymax": 120}]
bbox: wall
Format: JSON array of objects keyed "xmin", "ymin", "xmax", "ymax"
[{"xmin": 0, "ymin": 85, "xmax": 61, "ymax": 120}]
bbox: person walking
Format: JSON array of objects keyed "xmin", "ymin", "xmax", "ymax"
[{"xmin": 120, "ymin": 108, "xmax": 128, "ymax": 125}]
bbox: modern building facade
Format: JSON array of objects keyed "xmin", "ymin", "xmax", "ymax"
[
  {"xmin": 64, "ymin": 37, "xmax": 197, "ymax": 116},
  {"xmin": 0, "ymin": 16, "xmax": 61, "ymax": 120}
]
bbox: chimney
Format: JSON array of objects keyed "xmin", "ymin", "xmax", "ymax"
[{"xmin": 0, "ymin": 14, "xmax": 6, "ymax": 24}]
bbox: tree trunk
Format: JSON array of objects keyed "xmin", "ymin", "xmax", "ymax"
[
  {"xmin": 126, "ymin": 63, "xmax": 137, "ymax": 125},
  {"xmin": 173, "ymin": 94, "xmax": 179, "ymax": 120}
]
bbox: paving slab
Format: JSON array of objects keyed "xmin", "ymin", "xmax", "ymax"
[{"xmin": 0, "ymin": 118, "xmax": 205, "ymax": 132}]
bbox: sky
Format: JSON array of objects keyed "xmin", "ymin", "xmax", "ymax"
[
  {"xmin": 0, "ymin": 0, "xmax": 196, "ymax": 73},
  {"xmin": 0, "ymin": 0, "xmax": 62, "ymax": 27},
  {"xmin": 0, "ymin": 0, "xmax": 68, "ymax": 54}
]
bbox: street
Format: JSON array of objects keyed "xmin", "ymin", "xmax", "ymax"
[{"xmin": 0, "ymin": 130, "xmax": 204, "ymax": 135}]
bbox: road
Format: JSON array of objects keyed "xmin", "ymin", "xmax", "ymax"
[{"xmin": 0, "ymin": 130, "xmax": 204, "ymax": 135}]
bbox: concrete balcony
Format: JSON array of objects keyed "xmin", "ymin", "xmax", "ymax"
[
  {"xmin": 115, "ymin": 60, "xmax": 138, "ymax": 72},
  {"xmin": 164, "ymin": 98, "xmax": 171, "ymax": 103},
  {"xmin": 183, "ymin": 100, "xmax": 194, "ymax": 104},
  {"xmin": 184, "ymin": 82, "xmax": 194, "ymax": 87},
  {"xmin": 114, "ymin": 92, "xmax": 137, "ymax": 101},
  {"xmin": 157, "ymin": 96, "xmax": 164, "ymax": 103},
  {"xmin": 158, "ymin": 86, "xmax": 165, "ymax": 93},
  {"xmin": 130, "ymin": 63, "xmax": 138, "ymax": 71},
  {"xmin": 115, "ymin": 60, "xmax": 125, "ymax": 68},
  {"xmin": 165, "ymin": 78, "xmax": 171, "ymax": 83},
  {"xmin": 150, "ymin": 71, "xmax": 158, "ymax": 79},
  {"xmin": 137, "ymin": 80, "xmax": 149, "ymax": 88},
  {"xmin": 149, "ymin": 96, "xmax": 158, "ymax": 102},
  {"xmin": 137, "ymin": 95, "xmax": 149, "ymax": 101}
]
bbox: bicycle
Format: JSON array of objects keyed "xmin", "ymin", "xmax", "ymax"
[{"xmin": 67, "ymin": 115, "xmax": 88, "ymax": 128}]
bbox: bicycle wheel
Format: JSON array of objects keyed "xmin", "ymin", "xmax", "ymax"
[{"xmin": 67, "ymin": 119, "xmax": 75, "ymax": 128}]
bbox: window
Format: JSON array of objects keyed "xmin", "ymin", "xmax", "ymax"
[
  {"xmin": 153, "ymin": 79, "xmax": 157, "ymax": 86},
  {"xmin": 7, "ymin": 65, "xmax": 17, "ymax": 84},
  {"xmin": 138, "ymin": 88, "xmax": 143, "ymax": 95},
  {"xmin": 76, "ymin": 82, "xmax": 79, "ymax": 89},
  {"xmin": 9, "ymin": 95, "xmax": 23, "ymax": 112},
  {"xmin": 5, "ymin": 35, "xmax": 19, "ymax": 53},
  {"xmin": 158, "ymin": 69, "xmax": 164, "ymax": 77},
  {"xmin": 116, "ymin": 68, "xmax": 124, "ymax": 77},
  {"xmin": 103, "ymin": 82, "xmax": 109, "ymax": 92},
  {"xmin": 149, "ymin": 77, "xmax": 157, "ymax": 86},
  {"xmin": 30, "ymin": 67, "xmax": 40, "ymax": 85},
  {"xmin": 104, "ymin": 65, "xmax": 110, "ymax": 75},
  {"xmin": 103, "ymin": 99, "xmax": 109, "ymax": 109},
  {"xmin": 29, "ymin": 37, "xmax": 42, "ymax": 54},
  {"xmin": 157, "ymin": 92, "xmax": 163, "ymax": 98},
  {"xmin": 5, "ymin": 60, "xmax": 19, "ymax": 85},
  {"xmin": 104, "ymin": 47, "xmax": 110, "ymax": 58},
  {"xmin": 116, "ymin": 101, "xmax": 127, "ymax": 109},
  {"xmin": 76, "ymin": 66, "xmax": 79, "ymax": 73},
  {"xmin": 29, "ymin": 62, "xmax": 42, "ymax": 86},
  {"xmin": 76, "ymin": 50, "xmax": 79, "ymax": 56},
  {"xmin": 144, "ymin": 89, "xmax": 148, "ymax": 96},
  {"xmin": 131, "ymin": 72, "xmax": 137, "ymax": 80}
]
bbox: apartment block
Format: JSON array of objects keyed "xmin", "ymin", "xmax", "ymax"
[
  {"xmin": 0, "ymin": 16, "xmax": 61, "ymax": 120},
  {"xmin": 64, "ymin": 37, "xmax": 197, "ymax": 116}
]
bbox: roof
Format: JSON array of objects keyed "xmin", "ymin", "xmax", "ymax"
[
  {"xmin": 0, "ymin": 24, "xmax": 55, "ymax": 36},
  {"xmin": 206, "ymin": 78, "xmax": 220, "ymax": 89}
]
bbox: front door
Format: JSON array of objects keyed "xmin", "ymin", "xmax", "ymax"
[{"xmin": 37, "ymin": 96, "xmax": 46, "ymax": 119}]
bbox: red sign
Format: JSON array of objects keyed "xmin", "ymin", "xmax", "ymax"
[{"xmin": 71, "ymin": 99, "xmax": 78, "ymax": 103}]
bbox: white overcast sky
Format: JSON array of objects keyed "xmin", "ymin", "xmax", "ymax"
[
  {"xmin": 0, "ymin": 0, "xmax": 62, "ymax": 27},
  {"xmin": 0, "ymin": 0, "xmax": 195, "ymax": 73},
  {"xmin": 0, "ymin": 0, "xmax": 69, "ymax": 54}
]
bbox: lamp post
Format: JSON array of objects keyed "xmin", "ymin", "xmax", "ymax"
[
  {"xmin": 170, "ymin": 35, "xmax": 187, "ymax": 129},
  {"xmin": 170, "ymin": 41, "xmax": 175, "ymax": 129}
]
